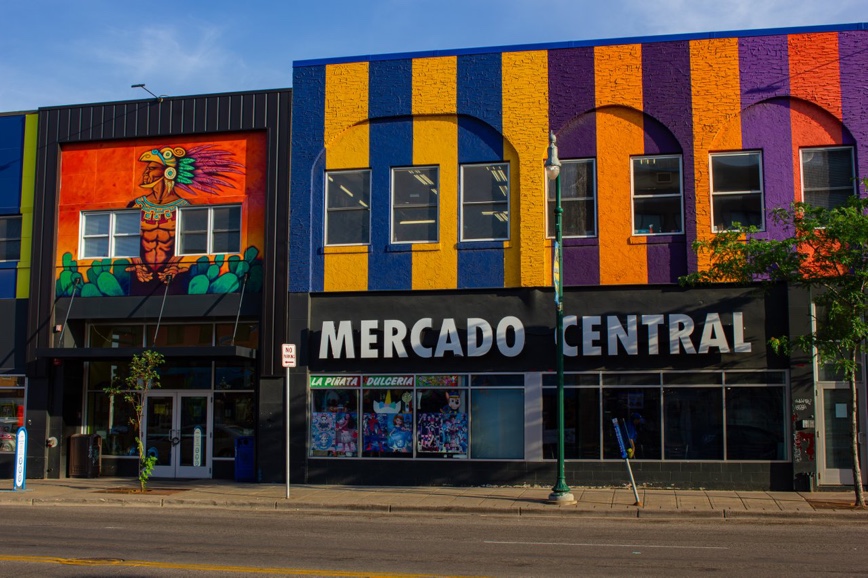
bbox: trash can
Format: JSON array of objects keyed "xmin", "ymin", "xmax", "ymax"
[
  {"xmin": 234, "ymin": 436, "xmax": 255, "ymax": 482},
  {"xmin": 69, "ymin": 434, "xmax": 102, "ymax": 478}
]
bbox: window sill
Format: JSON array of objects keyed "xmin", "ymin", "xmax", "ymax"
[
  {"xmin": 456, "ymin": 240, "xmax": 509, "ymax": 250},
  {"xmin": 386, "ymin": 243, "xmax": 441, "ymax": 253},
  {"xmin": 628, "ymin": 234, "xmax": 685, "ymax": 245},
  {"xmin": 545, "ymin": 237, "xmax": 599, "ymax": 248},
  {"xmin": 322, "ymin": 245, "xmax": 370, "ymax": 255}
]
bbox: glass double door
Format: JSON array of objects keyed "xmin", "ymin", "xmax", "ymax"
[
  {"xmin": 143, "ymin": 392, "xmax": 212, "ymax": 478},
  {"xmin": 817, "ymin": 382, "xmax": 867, "ymax": 486}
]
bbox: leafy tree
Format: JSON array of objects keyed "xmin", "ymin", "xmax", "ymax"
[
  {"xmin": 104, "ymin": 350, "xmax": 165, "ymax": 492},
  {"xmin": 682, "ymin": 189, "xmax": 868, "ymax": 508}
]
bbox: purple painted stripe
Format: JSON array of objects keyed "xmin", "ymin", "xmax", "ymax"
[
  {"xmin": 563, "ymin": 244, "xmax": 599, "ymax": 287},
  {"xmin": 839, "ymin": 31, "xmax": 868, "ymax": 187},
  {"xmin": 642, "ymin": 41, "xmax": 692, "ymax": 283},
  {"xmin": 739, "ymin": 35, "xmax": 792, "ymax": 240},
  {"xmin": 549, "ymin": 47, "xmax": 600, "ymax": 286},
  {"xmin": 548, "ymin": 47, "xmax": 596, "ymax": 158}
]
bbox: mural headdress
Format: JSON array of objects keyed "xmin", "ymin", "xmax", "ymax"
[{"xmin": 139, "ymin": 144, "xmax": 243, "ymax": 196}]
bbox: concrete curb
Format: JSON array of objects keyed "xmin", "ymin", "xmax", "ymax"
[{"xmin": 3, "ymin": 481, "xmax": 867, "ymax": 520}]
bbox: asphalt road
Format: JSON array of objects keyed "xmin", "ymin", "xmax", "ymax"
[{"xmin": 1, "ymin": 506, "xmax": 866, "ymax": 577}]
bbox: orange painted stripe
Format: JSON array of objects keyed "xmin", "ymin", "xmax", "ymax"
[
  {"xmin": 788, "ymin": 33, "xmax": 843, "ymax": 202},
  {"xmin": 594, "ymin": 43, "xmax": 646, "ymax": 285},
  {"xmin": 412, "ymin": 56, "xmax": 458, "ymax": 289},
  {"xmin": 502, "ymin": 50, "xmax": 549, "ymax": 288},
  {"xmin": 323, "ymin": 62, "xmax": 370, "ymax": 292},
  {"xmin": 689, "ymin": 38, "xmax": 742, "ymax": 269}
]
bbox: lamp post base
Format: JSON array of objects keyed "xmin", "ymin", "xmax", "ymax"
[{"xmin": 547, "ymin": 490, "xmax": 576, "ymax": 505}]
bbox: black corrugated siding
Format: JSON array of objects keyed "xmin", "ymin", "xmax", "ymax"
[{"xmin": 27, "ymin": 89, "xmax": 291, "ymax": 378}]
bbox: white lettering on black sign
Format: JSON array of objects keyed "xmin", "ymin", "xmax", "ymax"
[{"xmin": 318, "ymin": 312, "xmax": 750, "ymax": 360}]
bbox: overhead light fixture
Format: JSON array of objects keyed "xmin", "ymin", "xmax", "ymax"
[
  {"xmin": 340, "ymin": 185, "xmax": 354, "ymax": 197},
  {"xmin": 131, "ymin": 83, "xmax": 165, "ymax": 103}
]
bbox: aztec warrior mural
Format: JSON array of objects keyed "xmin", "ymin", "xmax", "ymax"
[{"xmin": 56, "ymin": 133, "xmax": 266, "ymax": 297}]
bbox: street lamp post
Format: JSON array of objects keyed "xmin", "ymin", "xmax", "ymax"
[{"xmin": 545, "ymin": 131, "xmax": 575, "ymax": 504}]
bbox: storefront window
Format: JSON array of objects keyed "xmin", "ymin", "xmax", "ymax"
[
  {"xmin": 542, "ymin": 374, "xmax": 600, "ymax": 459},
  {"xmin": 87, "ymin": 391, "xmax": 137, "ymax": 456},
  {"xmin": 361, "ymin": 376, "xmax": 414, "ymax": 457},
  {"xmin": 160, "ymin": 360, "xmax": 212, "ymax": 389},
  {"xmin": 309, "ymin": 378, "xmax": 360, "ymax": 457},
  {"xmin": 148, "ymin": 324, "xmax": 213, "ymax": 347},
  {"xmin": 0, "ymin": 376, "xmax": 25, "ymax": 453},
  {"xmin": 471, "ymin": 375, "xmax": 524, "ymax": 459},
  {"xmin": 543, "ymin": 371, "xmax": 786, "ymax": 461},
  {"xmin": 725, "ymin": 386, "xmax": 786, "ymax": 460},
  {"xmin": 215, "ymin": 360, "xmax": 256, "ymax": 390},
  {"xmin": 214, "ymin": 392, "xmax": 255, "ymax": 458},
  {"xmin": 86, "ymin": 359, "xmax": 258, "ymax": 459},
  {"xmin": 416, "ymin": 375, "xmax": 468, "ymax": 457},
  {"xmin": 603, "ymin": 388, "xmax": 662, "ymax": 459},
  {"xmin": 215, "ymin": 322, "xmax": 260, "ymax": 348},
  {"xmin": 663, "ymin": 388, "xmax": 723, "ymax": 459},
  {"xmin": 88, "ymin": 325, "xmax": 144, "ymax": 348}
]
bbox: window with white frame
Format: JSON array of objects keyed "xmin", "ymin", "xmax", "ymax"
[
  {"xmin": 547, "ymin": 159, "xmax": 596, "ymax": 238},
  {"xmin": 710, "ymin": 151, "xmax": 764, "ymax": 232},
  {"xmin": 0, "ymin": 215, "xmax": 22, "ymax": 261},
  {"xmin": 632, "ymin": 155, "xmax": 683, "ymax": 235},
  {"xmin": 177, "ymin": 205, "xmax": 241, "ymax": 255},
  {"xmin": 392, "ymin": 167, "xmax": 439, "ymax": 243},
  {"xmin": 325, "ymin": 170, "xmax": 371, "ymax": 246},
  {"xmin": 801, "ymin": 147, "xmax": 855, "ymax": 209},
  {"xmin": 80, "ymin": 211, "xmax": 140, "ymax": 258},
  {"xmin": 461, "ymin": 163, "xmax": 509, "ymax": 241}
]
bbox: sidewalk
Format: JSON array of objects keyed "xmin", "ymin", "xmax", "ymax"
[{"xmin": 0, "ymin": 478, "xmax": 865, "ymax": 519}]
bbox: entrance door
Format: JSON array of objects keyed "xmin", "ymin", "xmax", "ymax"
[
  {"xmin": 144, "ymin": 392, "xmax": 212, "ymax": 478},
  {"xmin": 817, "ymin": 382, "xmax": 867, "ymax": 486}
]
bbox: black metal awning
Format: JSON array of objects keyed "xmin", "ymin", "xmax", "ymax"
[{"xmin": 35, "ymin": 346, "xmax": 257, "ymax": 361}]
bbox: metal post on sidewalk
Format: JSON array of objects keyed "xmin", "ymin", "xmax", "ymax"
[
  {"xmin": 281, "ymin": 343, "xmax": 297, "ymax": 500},
  {"xmin": 612, "ymin": 418, "xmax": 642, "ymax": 506},
  {"xmin": 286, "ymin": 364, "xmax": 291, "ymax": 499}
]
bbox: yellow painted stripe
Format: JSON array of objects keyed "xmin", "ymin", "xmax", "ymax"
[
  {"xmin": 16, "ymin": 113, "xmax": 38, "ymax": 299},
  {"xmin": 595, "ymin": 44, "xmax": 646, "ymax": 285},
  {"xmin": 690, "ymin": 38, "xmax": 742, "ymax": 268},
  {"xmin": 502, "ymin": 50, "xmax": 549, "ymax": 288},
  {"xmin": 323, "ymin": 62, "xmax": 370, "ymax": 292},
  {"xmin": 412, "ymin": 56, "xmax": 458, "ymax": 289},
  {"xmin": 0, "ymin": 554, "xmax": 481, "ymax": 577}
]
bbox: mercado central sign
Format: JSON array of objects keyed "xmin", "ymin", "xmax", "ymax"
[{"xmin": 317, "ymin": 312, "xmax": 752, "ymax": 360}]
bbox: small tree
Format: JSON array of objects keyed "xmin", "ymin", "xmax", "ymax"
[
  {"xmin": 104, "ymin": 350, "xmax": 165, "ymax": 492},
  {"xmin": 683, "ymin": 189, "xmax": 868, "ymax": 508}
]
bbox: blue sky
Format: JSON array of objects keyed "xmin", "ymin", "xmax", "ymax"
[{"xmin": 1, "ymin": 0, "xmax": 864, "ymax": 112}]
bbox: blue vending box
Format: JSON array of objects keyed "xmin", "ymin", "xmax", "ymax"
[{"xmin": 234, "ymin": 436, "xmax": 256, "ymax": 482}]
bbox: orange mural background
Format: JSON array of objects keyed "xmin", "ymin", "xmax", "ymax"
[
  {"xmin": 55, "ymin": 131, "xmax": 267, "ymax": 297},
  {"xmin": 57, "ymin": 131, "xmax": 266, "ymax": 264}
]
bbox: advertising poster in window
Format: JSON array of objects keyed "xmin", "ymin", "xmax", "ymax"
[
  {"xmin": 310, "ymin": 376, "xmax": 359, "ymax": 457},
  {"xmin": 416, "ymin": 375, "xmax": 468, "ymax": 457},
  {"xmin": 362, "ymin": 376, "xmax": 413, "ymax": 457},
  {"xmin": 55, "ymin": 132, "xmax": 267, "ymax": 297}
]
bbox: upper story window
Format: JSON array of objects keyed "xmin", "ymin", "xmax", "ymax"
[
  {"xmin": 461, "ymin": 163, "xmax": 510, "ymax": 241},
  {"xmin": 631, "ymin": 155, "xmax": 683, "ymax": 235},
  {"xmin": 547, "ymin": 159, "xmax": 597, "ymax": 238},
  {"xmin": 801, "ymin": 147, "xmax": 855, "ymax": 209},
  {"xmin": 80, "ymin": 211, "xmax": 139, "ymax": 258},
  {"xmin": 710, "ymin": 151, "xmax": 764, "ymax": 232},
  {"xmin": 0, "ymin": 216, "xmax": 22, "ymax": 261},
  {"xmin": 392, "ymin": 167, "xmax": 439, "ymax": 243},
  {"xmin": 325, "ymin": 170, "xmax": 371, "ymax": 246},
  {"xmin": 177, "ymin": 205, "xmax": 241, "ymax": 255}
]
